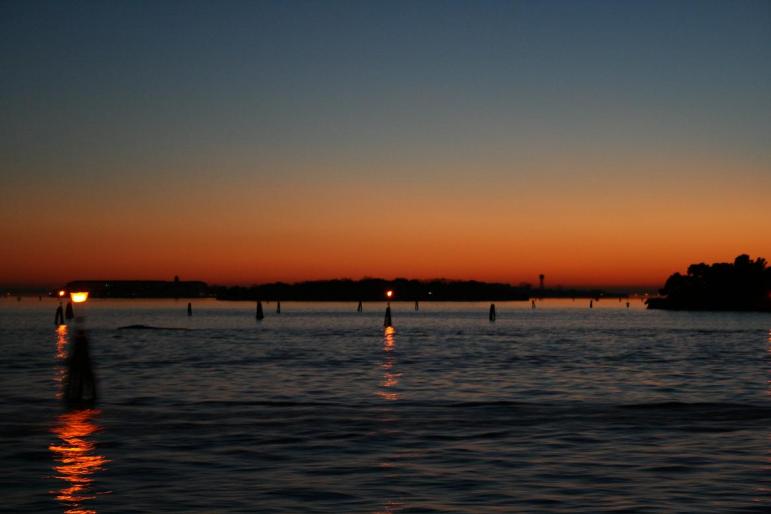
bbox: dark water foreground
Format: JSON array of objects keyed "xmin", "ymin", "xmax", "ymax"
[{"xmin": 1, "ymin": 299, "xmax": 769, "ymax": 512}]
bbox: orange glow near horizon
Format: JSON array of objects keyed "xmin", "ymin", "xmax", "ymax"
[{"xmin": 2, "ymin": 156, "xmax": 769, "ymax": 290}]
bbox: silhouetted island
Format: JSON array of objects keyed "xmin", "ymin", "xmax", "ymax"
[
  {"xmin": 58, "ymin": 278, "xmax": 208, "ymax": 298},
  {"xmin": 647, "ymin": 254, "xmax": 771, "ymax": 312},
  {"xmin": 51, "ymin": 277, "xmax": 623, "ymax": 301},
  {"xmin": 213, "ymin": 278, "xmax": 617, "ymax": 302}
]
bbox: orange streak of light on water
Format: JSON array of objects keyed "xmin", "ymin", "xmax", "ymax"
[
  {"xmin": 56, "ymin": 324, "xmax": 68, "ymax": 360},
  {"xmin": 54, "ymin": 324, "xmax": 68, "ymax": 400},
  {"xmin": 49, "ymin": 409, "xmax": 109, "ymax": 514},
  {"xmin": 378, "ymin": 326, "xmax": 400, "ymax": 401}
]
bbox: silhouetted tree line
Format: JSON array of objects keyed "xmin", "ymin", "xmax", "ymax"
[
  {"xmin": 647, "ymin": 254, "xmax": 771, "ymax": 311},
  {"xmin": 213, "ymin": 278, "xmax": 532, "ymax": 301}
]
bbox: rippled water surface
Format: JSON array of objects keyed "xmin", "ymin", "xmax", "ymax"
[{"xmin": 1, "ymin": 298, "xmax": 769, "ymax": 512}]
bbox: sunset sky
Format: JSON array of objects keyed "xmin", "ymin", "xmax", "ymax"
[{"xmin": 1, "ymin": 0, "xmax": 769, "ymax": 289}]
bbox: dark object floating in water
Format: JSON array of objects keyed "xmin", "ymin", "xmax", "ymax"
[
  {"xmin": 489, "ymin": 303, "xmax": 496, "ymax": 321},
  {"xmin": 117, "ymin": 324, "xmax": 191, "ymax": 331},
  {"xmin": 187, "ymin": 302, "xmax": 192, "ymax": 316},
  {"xmin": 63, "ymin": 327, "xmax": 97, "ymax": 408},
  {"xmin": 384, "ymin": 306, "xmax": 392, "ymax": 328},
  {"xmin": 65, "ymin": 301, "xmax": 74, "ymax": 320},
  {"xmin": 647, "ymin": 254, "xmax": 771, "ymax": 312},
  {"xmin": 276, "ymin": 300, "xmax": 281, "ymax": 314}
]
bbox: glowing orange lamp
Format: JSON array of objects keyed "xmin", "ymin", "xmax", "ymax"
[
  {"xmin": 70, "ymin": 292, "xmax": 89, "ymax": 303},
  {"xmin": 58, "ymin": 290, "xmax": 66, "ymax": 298},
  {"xmin": 386, "ymin": 290, "xmax": 393, "ymax": 300}
]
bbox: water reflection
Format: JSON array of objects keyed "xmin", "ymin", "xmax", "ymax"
[
  {"xmin": 378, "ymin": 326, "xmax": 401, "ymax": 401},
  {"xmin": 374, "ymin": 499, "xmax": 405, "ymax": 513},
  {"xmin": 56, "ymin": 325, "xmax": 68, "ymax": 360},
  {"xmin": 55, "ymin": 325, "xmax": 69, "ymax": 400},
  {"xmin": 375, "ymin": 327, "xmax": 405, "ymax": 513},
  {"xmin": 49, "ymin": 409, "xmax": 108, "ymax": 514}
]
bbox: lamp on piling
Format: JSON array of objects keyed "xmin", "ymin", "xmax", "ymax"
[
  {"xmin": 70, "ymin": 292, "xmax": 89, "ymax": 304},
  {"xmin": 384, "ymin": 290, "xmax": 394, "ymax": 328}
]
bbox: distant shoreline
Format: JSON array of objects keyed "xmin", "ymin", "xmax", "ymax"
[{"xmin": 26, "ymin": 278, "xmax": 632, "ymax": 301}]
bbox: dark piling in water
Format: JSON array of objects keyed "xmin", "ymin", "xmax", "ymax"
[
  {"xmin": 357, "ymin": 301, "xmax": 363, "ymax": 312},
  {"xmin": 626, "ymin": 301, "xmax": 630, "ymax": 309},
  {"xmin": 187, "ymin": 302, "xmax": 192, "ymax": 316},
  {"xmin": 589, "ymin": 300, "xmax": 593, "ymax": 309},
  {"xmin": 414, "ymin": 300, "xmax": 419, "ymax": 311},
  {"xmin": 63, "ymin": 327, "xmax": 97, "ymax": 408},
  {"xmin": 531, "ymin": 300, "xmax": 536, "ymax": 309},
  {"xmin": 65, "ymin": 301, "xmax": 74, "ymax": 320},
  {"xmin": 54, "ymin": 305, "xmax": 64, "ymax": 325},
  {"xmin": 276, "ymin": 300, "xmax": 281, "ymax": 314},
  {"xmin": 384, "ymin": 306, "xmax": 393, "ymax": 328},
  {"xmin": 489, "ymin": 303, "xmax": 496, "ymax": 322},
  {"xmin": 256, "ymin": 301, "xmax": 264, "ymax": 320}
]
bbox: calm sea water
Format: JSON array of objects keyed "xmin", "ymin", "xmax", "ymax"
[{"xmin": 0, "ymin": 297, "xmax": 769, "ymax": 513}]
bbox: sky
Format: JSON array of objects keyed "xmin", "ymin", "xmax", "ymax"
[{"xmin": 1, "ymin": 0, "xmax": 769, "ymax": 289}]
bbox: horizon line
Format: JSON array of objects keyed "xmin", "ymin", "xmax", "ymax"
[{"xmin": 1, "ymin": 276, "xmax": 661, "ymax": 294}]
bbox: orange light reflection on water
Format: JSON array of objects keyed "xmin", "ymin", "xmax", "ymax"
[
  {"xmin": 49, "ymin": 409, "xmax": 108, "ymax": 514},
  {"xmin": 378, "ymin": 326, "xmax": 401, "ymax": 401},
  {"xmin": 56, "ymin": 324, "xmax": 68, "ymax": 360},
  {"xmin": 54, "ymin": 325, "xmax": 68, "ymax": 399}
]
